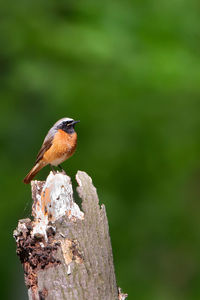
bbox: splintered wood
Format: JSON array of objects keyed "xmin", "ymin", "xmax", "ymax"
[
  {"xmin": 31, "ymin": 172, "xmax": 84, "ymax": 240},
  {"xmin": 13, "ymin": 171, "xmax": 127, "ymax": 300}
]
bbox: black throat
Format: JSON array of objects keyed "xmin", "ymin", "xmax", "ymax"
[{"xmin": 60, "ymin": 124, "xmax": 75, "ymax": 134}]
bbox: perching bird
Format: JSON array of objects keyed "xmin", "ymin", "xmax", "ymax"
[{"xmin": 23, "ymin": 117, "xmax": 80, "ymax": 184}]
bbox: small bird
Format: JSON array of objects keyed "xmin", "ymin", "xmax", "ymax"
[{"xmin": 23, "ymin": 117, "xmax": 80, "ymax": 184}]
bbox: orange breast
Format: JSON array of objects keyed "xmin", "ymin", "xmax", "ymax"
[{"xmin": 43, "ymin": 129, "xmax": 77, "ymax": 165}]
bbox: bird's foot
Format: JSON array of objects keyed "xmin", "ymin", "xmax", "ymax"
[
  {"xmin": 50, "ymin": 165, "xmax": 57, "ymax": 175},
  {"xmin": 58, "ymin": 165, "xmax": 66, "ymax": 175}
]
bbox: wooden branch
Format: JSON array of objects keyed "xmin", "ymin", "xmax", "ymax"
[{"xmin": 13, "ymin": 171, "xmax": 127, "ymax": 300}]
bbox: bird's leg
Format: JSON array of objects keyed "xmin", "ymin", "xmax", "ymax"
[
  {"xmin": 58, "ymin": 164, "xmax": 66, "ymax": 174},
  {"xmin": 50, "ymin": 165, "xmax": 56, "ymax": 174},
  {"xmin": 58, "ymin": 164, "xmax": 63, "ymax": 171}
]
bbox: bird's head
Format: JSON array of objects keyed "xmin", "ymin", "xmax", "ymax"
[{"xmin": 55, "ymin": 118, "xmax": 80, "ymax": 134}]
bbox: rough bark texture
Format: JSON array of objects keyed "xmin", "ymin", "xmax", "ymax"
[{"xmin": 13, "ymin": 171, "xmax": 127, "ymax": 300}]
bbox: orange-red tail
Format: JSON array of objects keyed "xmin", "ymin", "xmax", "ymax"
[{"xmin": 23, "ymin": 162, "xmax": 45, "ymax": 184}]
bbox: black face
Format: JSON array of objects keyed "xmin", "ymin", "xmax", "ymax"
[{"xmin": 58, "ymin": 119, "xmax": 79, "ymax": 134}]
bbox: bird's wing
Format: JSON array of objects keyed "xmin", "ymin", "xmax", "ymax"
[
  {"xmin": 35, "ymin": 127, "xmax": 56, "ymax": 164},
  {"xmin": 35, "ymin": 139, "xmax": 53, "ymax": 164}
]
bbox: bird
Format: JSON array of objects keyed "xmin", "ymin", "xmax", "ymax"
[{"xmin": 23, "ymin": 117, "xmax": 80, "ymax": 184}]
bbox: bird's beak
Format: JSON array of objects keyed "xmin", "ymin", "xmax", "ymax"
[{"xmin": 71, "ymin": 120, "xmax": 80, "ymax": 126}]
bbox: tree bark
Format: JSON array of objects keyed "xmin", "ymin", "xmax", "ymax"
[{"xmin": 13, "ymin": 171, "xmax": 127, "ymax": 300}]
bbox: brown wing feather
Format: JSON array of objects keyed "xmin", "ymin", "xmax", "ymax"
[
  {"xmin": 35, "ymin": 138, "xmax": 53, "ymax": 164},
  {"xmin": 35, "ymin": 126, "xmax": 56, "ymax": 164}
]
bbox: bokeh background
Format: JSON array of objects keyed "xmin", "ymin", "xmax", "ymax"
[{"xmin": 1, "ymin": 0, "xmax": 200, "ymax": 299}]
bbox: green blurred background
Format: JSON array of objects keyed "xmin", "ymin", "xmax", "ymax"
[{"xmin": 1, "ymin": 0, "xmax": 200, "ymax": 299}]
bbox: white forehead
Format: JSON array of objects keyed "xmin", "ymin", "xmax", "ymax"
[{"xmin": 54, "ymin": 117, "xmax": 74, "ymax": 126}]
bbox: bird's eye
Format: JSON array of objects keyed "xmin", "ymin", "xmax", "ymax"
[{"xmin": 66, "ymin": 120, "xmax": 73, "ymax": 126}]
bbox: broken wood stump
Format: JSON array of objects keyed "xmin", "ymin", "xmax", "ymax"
[{"xmin": 13, "ymin": 171, "xmax": 128, "ymax": 300}]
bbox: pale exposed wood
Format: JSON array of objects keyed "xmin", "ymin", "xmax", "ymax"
[{"xmin": 13, "ymin": 171, "xmax": 127, "ymax": 300}]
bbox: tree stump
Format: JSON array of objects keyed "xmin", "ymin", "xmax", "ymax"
[{"xmin": 13, "ymin": 171, "xmax": 128, "ymax": 300}]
